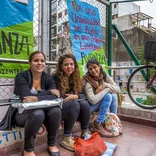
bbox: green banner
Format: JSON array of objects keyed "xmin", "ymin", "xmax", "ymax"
[{"xmin": 0, "ymin": 0, "xmax": 34, "ymax": 78}]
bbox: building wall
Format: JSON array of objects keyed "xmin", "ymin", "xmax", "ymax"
[
  {"xmin": 117, "ymin": 15, "xmax": 134, "ymax": 31},
  {"xmin": 113, "ymin": 27, "xmax": 156, "ymax": 62},
  {"xmin": 118, "ymin": 2, "xmax": 140, "ymax": 17},
  {"xmin": 112, "ymin": 2, "xmax": 140, "ymax": 25}
]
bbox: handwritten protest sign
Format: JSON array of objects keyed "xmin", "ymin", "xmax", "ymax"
[
  {"xmin": 0, "ymin": 0, "xmax": 34, "ymax": 78},
  {"xmin": 67, "ymin": 0, "xmax": 107, "ymax": 75}
]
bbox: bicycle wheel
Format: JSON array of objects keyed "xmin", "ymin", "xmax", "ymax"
[{"xmin": 127, "ymin": 65, "xmax": 156, "ymax": 109}]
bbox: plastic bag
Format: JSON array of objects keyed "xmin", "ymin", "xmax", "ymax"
[{"xmin": 12, "ymin": 98, "xmax": 63, "ymax": 114}]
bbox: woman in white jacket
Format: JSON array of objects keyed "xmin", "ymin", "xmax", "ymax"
[{"xmin": 83, "ymin": 58, "xmax": 120, "ymax": 137}]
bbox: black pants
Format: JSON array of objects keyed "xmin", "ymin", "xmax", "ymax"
[
  {"xmin": 15, "ymin": 106, "xmax": 61, "ymax": 152},
  {"xmin": 62, "ymin": 99, "xmax": 90, "ymax": 135}
]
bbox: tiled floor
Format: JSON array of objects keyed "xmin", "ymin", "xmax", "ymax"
[{"xmin": 12, "ymin": 121, "xmax": 156, "ymax": 156}]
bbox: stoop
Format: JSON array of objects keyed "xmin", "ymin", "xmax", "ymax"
[
  {"xmin": 117, "ymin": 95, "xmax": 156, "ymax": 128},
  {"xmin": 0, "ymin": 117, "xmax": 95, "ymax": 156}
]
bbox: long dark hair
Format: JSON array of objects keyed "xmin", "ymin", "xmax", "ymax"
[
  {"xmin": 54, "ymin": 54, "xmax": 82, "ymax": 94},
  {"xmin": 86, "ymin": 58, "xmax": 106, "ymax": 81}
]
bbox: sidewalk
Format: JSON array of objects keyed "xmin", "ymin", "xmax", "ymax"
[
  {"xmin": 11, "ymin": 121, "xmax": 156, "ymax": 156},
  {"xmin": 120, "ymin": 94, "xmax": 156, "ymax": 113},
  {"xmin": 3, "ymin": 94, "xmax": 156, "ymax": 156},
  {"xmin": 117, "ymin": 94, "xmax": 156, "ymax": 128}
]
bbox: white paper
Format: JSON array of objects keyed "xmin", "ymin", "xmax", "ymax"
[{"xmin": 14, "ymin": 0, "xmax": 28, "ymax": 4}]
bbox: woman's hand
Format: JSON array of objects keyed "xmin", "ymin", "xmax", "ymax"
[
  {"xmin": 23, "ymin": 96, "xmax": 38, "ymax": 103},
  {"xmin": 63, "ymin": 94, "xmax": 78, "ymax": 103},
  {"xmin": 95, "ymin": 84, "xmax": 104, "ymax": 94},
  {"xmin": 50, "ymin": 89, "xmax": 60, "ymax": 98}
]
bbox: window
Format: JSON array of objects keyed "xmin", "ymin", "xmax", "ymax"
[
  {"xmin": 58, "ymin": 12, "xmax": 62, "ymax": 18},
  {"xmin": 65, "ymin": 9, "xmax": 68, "ymax": 15},
  {"xmin": 58, "ymin": 25, "xmax": 62, "ymax": 32},
  {"xmin": 58, "ymin": 0, "xmax": 61, "ymax": 6},
  {"xmin": 51, "ymin": 27, "xmax": 56, "ymax": 37},
  {"xmin": 51, "ymin": 1, "xmax": 57, "ymax": 12},
  {"xmin": 51, "ymin": 15, "xmax": 56, "ymax": 25}
]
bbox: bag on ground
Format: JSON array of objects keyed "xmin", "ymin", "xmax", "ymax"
[
  {"xmin": 105, "ymin": 113, "xmax": 123, "ymax": 136},
  {"xmin": 74, "ymin": 132, "xmax": 107, "ymax": 156}
]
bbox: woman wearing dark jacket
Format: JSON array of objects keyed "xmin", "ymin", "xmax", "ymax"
[
  {"xmin": 14, "ymin": 51, "xmax": 61, "ymax": 156},
  {"xmin": 53, "ymin": 54, "xmax": 90, "ymax": 151}
]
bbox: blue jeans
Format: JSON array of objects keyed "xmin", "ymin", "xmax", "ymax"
[{"xmin": 89, "ymin": 93, "xmax": 118, "ymax": 123}]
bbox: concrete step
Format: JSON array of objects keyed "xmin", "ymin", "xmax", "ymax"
[
  {"xmin": 11, "ymin": 121, "xmax": 156, "ymax": 156},
  {"xmin": 1, "ymin": 97, "xmax": 156, "ymax": 156},
  {"xmin": 117, "ymin": 100, "xmax": 156, "ymax": 128},
  {"xmin": 0, "ymin": 120, "xmax": 94, "ymax": 156},
  {"xmin": 10, "ymin": 137, "xmax": 77, "ymax": 156}
]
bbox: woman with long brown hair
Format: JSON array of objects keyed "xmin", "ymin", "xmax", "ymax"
[{"xmin": 53, "ymin": 54, "xmax": 90, "ymax": 151}]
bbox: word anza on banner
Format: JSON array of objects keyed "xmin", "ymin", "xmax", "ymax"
[{"xmin": 0, "ymin": 30, "xmax": 31, "ymax": 55}]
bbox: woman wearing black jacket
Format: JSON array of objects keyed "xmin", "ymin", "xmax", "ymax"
[
  {"xmin": 14, "ymin": 51, "xmax": 61, "ymax": 156},
  {"xmin": 53, "ymin": 54, "xmax": 90, "ymax": 151}
]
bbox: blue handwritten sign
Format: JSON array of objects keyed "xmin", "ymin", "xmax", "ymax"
[{"xmin": 67, "ymin": 0, "xmax": 107, "ymax": 75}]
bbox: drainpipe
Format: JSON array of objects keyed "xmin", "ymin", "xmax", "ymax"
[{"xmin": 107, "ymin": 1, "xmax": 112, "ymax": 76}]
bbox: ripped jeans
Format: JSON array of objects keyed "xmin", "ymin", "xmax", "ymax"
[{"xmin": 89, "ymin": 93, "xmax": 118, "ymax": 123}]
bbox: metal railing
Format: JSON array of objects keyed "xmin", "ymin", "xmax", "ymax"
[
  {"xmin": 0, "ymin": 58, "xmax": 145, "ymax": 99},
  {"xmin": 0, "ymin": 58, "xmax": 57, "ymax": 99}
]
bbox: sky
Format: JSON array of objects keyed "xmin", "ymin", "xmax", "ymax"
[{"xmin": 134, "ymin": 0, "xmax": 156, "ymax": 27}]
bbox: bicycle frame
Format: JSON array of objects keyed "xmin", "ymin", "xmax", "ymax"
[{"xmin": 146, "ymin": 71, "xmax": 156, "ymax": 89}]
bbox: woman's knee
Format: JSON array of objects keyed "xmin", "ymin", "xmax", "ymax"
[
  {"xmin": 63, "ymin": 100, "xmax": 80, "ymax": 116},
  {"xmin": 112, "ymin": 94, "xmax": 118, "ymax": 102},
  {"xmin": 109, "ymin": 94, "xmax": 118, "ymax": 113},
  {"xmin": 48, "ymin": 107, "xmax": 62, "ymax": 119},
  {"xmin": 63, "ymin": 100, "xmax": 80, "ymax": 122},
  {"xmin": 79, "ymin": 100, "xmax": 90, "ymax": 112},
  {"xmin": 100, "ymin": 93, "xmax": 113, "ymax": 110},
  {"xmin": 103, "ymin": 93, "xmax": 112, "ymax": 102},
  {"xmin": 68, "ymin": 100, "xmax": 80, "ymax": 118},
  {"xmin": 31, "ymin": 109, "xmax": 45, "ymax": 122},
  {"xmin": 70, "ymin": 100, "xmax": 80, "ymax": 112}
]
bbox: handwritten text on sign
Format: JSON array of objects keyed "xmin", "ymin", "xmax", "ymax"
[{"xmin": 67, "ymin": 0, "xmax": 103, "ymax": 61}]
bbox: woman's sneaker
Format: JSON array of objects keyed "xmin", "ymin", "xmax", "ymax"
[
  {"xmin": 60, "ymin": 136, "xmax": 75, "ymax": 151},
  {"xmin": 94, "ymin": 120, "xmax": 113, "ymax": 138},
  {"xmin": 81, "ymin": 131, "xmax": 91, "ymax": 139}
]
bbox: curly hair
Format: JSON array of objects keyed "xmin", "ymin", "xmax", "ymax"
[{"xmin": 54, "ymin": 54, "xmax": 82, "ymax": 94}]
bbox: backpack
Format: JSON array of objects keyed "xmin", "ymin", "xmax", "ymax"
[
  {"xmin": 105, "ymin": 113, "xmax": 123, "ymax": 136},
  {"xmin": 0, "ymin": 103, "xmax": 17, "ymax": 130}
]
